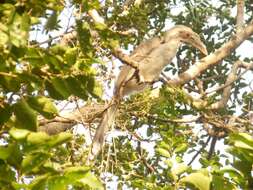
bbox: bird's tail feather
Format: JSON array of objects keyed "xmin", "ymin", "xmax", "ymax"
[{"xmin": 88, "ymin": 103, "xmax": 118, "ymax": 161}]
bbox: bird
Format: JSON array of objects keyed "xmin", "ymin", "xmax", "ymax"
[{"xmin": 88, "ymin": 25, "xmax": 208, "ymax": 160}]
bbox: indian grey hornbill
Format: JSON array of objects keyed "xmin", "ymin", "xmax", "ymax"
[{"xmin": 88, "ymin": 25, "xmax": 208, "ymax": 160}]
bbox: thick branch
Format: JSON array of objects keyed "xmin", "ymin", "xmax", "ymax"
[
  {"xmin": 168, "ymin": 19, "xmax": 253, "ymax": 86},
  {"xmin": 87, "ymin": 9, "xmax": 105, "ymax": 25}
]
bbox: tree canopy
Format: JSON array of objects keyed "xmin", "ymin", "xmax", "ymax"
[{"xmin": 0, "ymin": 0, "xmax": 253, "ymax": 189}]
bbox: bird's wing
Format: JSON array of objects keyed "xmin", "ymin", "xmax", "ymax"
[
  {"xmin": 114, "ymin": 36, "xmax": 163, "ymax": 96},
  {"xmin": 130, "ymin": 36, "xmax": 162, "ymax": 61},
  {"xmin": 138, "ymin": 41, "xmax": 180, "ymax": 82}
]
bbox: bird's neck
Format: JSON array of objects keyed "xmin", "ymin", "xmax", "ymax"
[{"xmin": 168, "ymin": 38, "xmax": 182, "ymax": 52}]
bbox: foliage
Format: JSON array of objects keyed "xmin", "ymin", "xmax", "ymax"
[
  {"xmin": 0, "ymin": 0, "xmax": 101, "ymax": 189},
  {"xmin": 0, "ymin": 0, "xmax": 253, "ymax": 190}
]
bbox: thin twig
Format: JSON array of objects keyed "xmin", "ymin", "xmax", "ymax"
[
  {"xmin": 208, "ymin": 136, "xmax": 217, "ymax": 160},
  {"xmin": 32, "ymin": 29, "xmax": 74, "ymax": 47},
  {"xmin": 202, "ymin": 74, "xmax": 225, "ymax": 82},
  {"xmin": 0, "ymin": 72, "xmax": 17, "ymax": 78},
  {"xmin": 146, "ymin": 114, "xmax": 201, "ymax": 123},
  {"xmin": 137, "ymin": 141, "xmax": 156, "ymax": 173},
  {"xmin": 74, "ymin": 98, "xmax": 86, "ymax": 127},
  {"xmin": 187, "ymin": 136, "xmax": 211, "ymax": 166},
  {"xmin": 206, "ymin": 67, "xmax": 247, "ymax": 95},
  {"xmin": 206, "ymin": 63, "xmax": 253, "ymax": 94}
]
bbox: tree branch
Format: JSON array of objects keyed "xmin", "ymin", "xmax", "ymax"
[
  {"xmin": 145, "ymin": 113, "xmax": 201, "ymax": 123},
  {"xmin": 187, "ymin": 135, "xmax": 211, "ymax": 166},
  {"xmin": 0, "ymin": 72, "xmax": 17, "ymax": 78},
  {"xmin": 207, "ymin": 136, "xmax": 217, "ymax": 160},
  {"xmin": 168, "ymin": 19, "xmax": 253, "ymax": 86},
  {"xmin": 210, "ymin": 61, "xmax": 253, "ymax": 109},
  {"xmin": 236, "ymin": 0, "xmax": 245, "ymax": 32},
  {"xmin": 39, "ymin": 103, "xmax": 106, "ymax": 135}
]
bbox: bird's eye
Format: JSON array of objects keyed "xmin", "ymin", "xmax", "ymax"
[{"xmin": 186, "ymin": 33, "xmax": 190, "ymax": 38}]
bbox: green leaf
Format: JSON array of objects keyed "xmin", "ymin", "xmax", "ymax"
[
  {"xmin": 0, "ymin": 146, "xmax": 13, "ymax": 160},
  {"xmin": 12, "ymin": 182, "xmax": 29, "ymax": 189},
  {"xmin": 44, "ymin": 11, "xmax": 59, "ymax": 32},
  {"xmin": 64, "ymin": 166, "xmax": 90, "ymax": 180},
  {"xmin": 76, "ymin": 20, "xmax": 93, "ymax": 57},
  {"xmin": 211, "ymin": 175, "xmax": 235, "ymax": 190},
  {"xmin": 0, "ymin": 161, "xmax": 16, "ymax": 183},
  {"xmin": 21, "ymin": 152, "xmax": 50, "ymax": 173},
  {"xmin": 82, "ymin": 0, "xmax": 100, "ymax": 11},
  {"xmin": 220, "ymin": 167, "xmax": 243, "ymax": 178},
  {"xmin": 27, "ymin": 96, "xmax": 58, "ymax": 119},
  {"xmin": 5, "ymin": 143, "xmax": 23, "ymax": 168},
  {"xmin": 234, "ymin": 141, "xmax": 253, "ymax": 151},
  {"xmin": 0, "ymin": 3, "xmax": 15, "ymax": 19},
  {"xmin": 0, "ymin": 29, "xmax": 9, "ymax": 46},
  {"xmin": 26, "ymin": 132, "xmax": 72, "ymax": 148},
  {"xmin": 51, "ymin": 77, "xmax": 71, "ymax": 98},
  {"xmin": 64, "ymin": 47, "xmax": 77, "ymax": 65},
  {"xmin": 228, "ymin": 133, "xmax": 253, "ymax": 162},
  {"xmin": 9, "ymin": 12, "xmax": 30, "ymax": 47},
  {"xmin": 174, "ymin": 143, "xmax": 188, "ymax": 154},
  {"xmin": 0, "ymin": 75, "xmax": 21, "ymax": 92},
  {"xmin": 43, "ymin": 53, "xmax": 63, "ymax": 71},
  {"xmin": 26, "ymin": 132, "xmax": 51, "ymax": 145},
  {"xmin": 171, "ymin": 163, "xmax": 189, "ymax": 176},
  {"xmin": 233, "ymin": 160, "xmax": 252, "ymax": 179},
  {"xmin": 92, "ymin": 82, "xmax": 102, "ymax": 98},
  {"xmin": 30, "ymin": 174, "xmax": 48, "ymax": 190},
  {"xmin": 231, "ymin": 133, "xmax": 253, "ymax": 149},
  {"xmin": 219, "ymin": 167, "xmax": 244, "ymax": 184},
  {"xmin": 156, "ymin": 148, "xmax": 171, "ymax": 158},
  {"xmin": 47, "ymin": 176, "xmax": 68, "ymax": 190},
  {"xmin": 13, "ymin": 99, "xmax": 38, "ymax": 131},
  {"xmin": 180, "ymin": 171, "xmax": 211, "ymax": 190},
  {"xmin": 159, "ymin": 141, "xmax": 171, "ymax": 150},
  {"xmin": 45, "ymin": 80, "xmax": 65, "ymax": 100},
  {"xmin": 164, "ymin": 159, "xmax": 173, "ymax": 168},
  {"xmin": 30, "ymin": 167, "xmax": 96, "ymax": 190},
  {"xmin": 0, "ymin": 103, "xmax": 12, "ymax": 125},
  {"xmin": 94, "ymin": 22, "xmax": 107, "ymax": 30},
  {"xmin": 65, "ymin": 76, "xmax": 88, "ymax": 99},
  {"xmin": 78, "ymin": 171, "xmax": 104, "ymax": 190},
  {"xmin": 9, "ymin": 128, "xmax": 30, "ymax": 140},
  {"xmin": 24, "ymin": 48, "xmax": 44, "ymax": 67},
  {"xmin": 18, "ymin": 72, "xmax": 43, "ymax": 90},
  {"xmin": 47, "ymin": 133, "xmax": 72, "ymax": 147}
]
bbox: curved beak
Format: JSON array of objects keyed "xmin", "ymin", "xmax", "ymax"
[{"xmin": 185, "ymin": 33, "xmax": 208, "ymax": 56}]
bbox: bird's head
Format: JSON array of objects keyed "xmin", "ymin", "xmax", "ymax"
[{"xmin": 164, "ymin": 25, "xmax": 208, "ymax": 56}]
